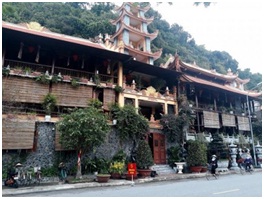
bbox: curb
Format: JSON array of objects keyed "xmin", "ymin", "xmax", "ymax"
[{"xmin": 2, "ymin": 169, "xmax": 261, "ymax": 196}]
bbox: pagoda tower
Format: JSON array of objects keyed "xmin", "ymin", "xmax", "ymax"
[{"xmin": 110, "ymin": 2, "xmax": 162, "ymax": 64}]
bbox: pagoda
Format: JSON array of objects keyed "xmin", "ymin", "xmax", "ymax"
[{"xmin": 110, "ymin": 2, "xmax": 162, "ymax": 64}]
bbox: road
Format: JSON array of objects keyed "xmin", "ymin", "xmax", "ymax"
[{"xmin": 11, "ymin": 172, "xmax": 262, "ymax": 197}]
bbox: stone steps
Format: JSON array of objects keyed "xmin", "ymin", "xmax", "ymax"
[{"xmin": 150, "ymin": 164, "xmax": 176, "ymax": 175}]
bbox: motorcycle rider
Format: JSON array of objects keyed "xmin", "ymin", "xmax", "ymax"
[{"xmin": 244, "ymin": 156, "xmax": 253, "ymax": 171}]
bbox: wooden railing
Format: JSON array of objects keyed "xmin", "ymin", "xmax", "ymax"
[
  {"xmin": 4, "ymin": 59, "xmax": 118, "ymax": 84},
  {"xmin": 4, "ymin": 59, "xmax": 51, "ymax": 73}
]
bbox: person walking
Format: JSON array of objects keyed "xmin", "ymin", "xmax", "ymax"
[{"xmin": 58, "ymin": 162, "xmax": 67, "ymax": 183}]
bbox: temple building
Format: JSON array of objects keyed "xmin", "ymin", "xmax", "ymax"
[{"xmin": 2, "ymin": 3, "xmax": 262, "ymax": 168}]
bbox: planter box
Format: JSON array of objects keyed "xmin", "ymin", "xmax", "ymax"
[
  {"xmin": 110, "ymin": 173, "xmax": 121, "ymax": 179},
  {"xmin": 96, "ymin": 174, "xmax": 111, "ymax": 183},
  {"xmin": 137, "ymin": 169, "xmax": 152, "ymax": 178},
  {"xmin": 190, "ymin": 166, "xmax": 202, "ymax": 173}
]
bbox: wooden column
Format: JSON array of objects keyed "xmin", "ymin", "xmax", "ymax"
[
  {"xmin": 135, "ymin": 98, "xmax": 139, "ymax": 114},
  {"xmin": 164, "ymin": 103, "xmax": 168, "ymax": 115},
  {"xmin": 118, "ymin": 61, "xmax": 124, "ymax": 106},
  {"xmin": 2, "ymin": 48, "xmax": 5, "ymax": 66},
  {"xmin": 195, "ymin": 94, "xmax": 200, "ymax": 133},
  {"xmin": 51, "ymin": 58, "xmax": 55, "ymax": 75},
  {"xmin": 173, "ymin": 86, "xmax": 178, "ymax": 115}
]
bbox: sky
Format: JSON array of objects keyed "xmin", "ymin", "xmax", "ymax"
[{"xmin": 150, "ymin": 1, "xmax": 263, "ymax": 74}]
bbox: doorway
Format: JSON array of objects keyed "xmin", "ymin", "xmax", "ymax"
[{"xmin": 149, "ymin": 133, "xmax": 166, "ymax": 164}]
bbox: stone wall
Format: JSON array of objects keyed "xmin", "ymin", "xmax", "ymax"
[{"xmin": 2, "ymin": 122, "xmax": 134, "ymax": 177}]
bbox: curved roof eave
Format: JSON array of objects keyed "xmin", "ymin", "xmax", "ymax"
[
  {"xmin": 111, "ymin": 9, "xmax": 153, "ymax": 25},
  {"xmin": 181, "ymin": 74, "xmax": 262, "ymax": 99},
  {"xmin": 180, "ymin": 60, "xmax": 238, "ymax": 81},
  {"xmin": 114, "ymin": 3, "xmax": 151, "ymax": 13},
  {"xmin": 236, "ymin": 77, "xmax": 250, "ymax": 84},
  {"xmin": 111, "ymin": 22, "xmax": 158, "ymax": 41},
  {"xmin": 124, "ymin": 44, "xmax": 162, "ymax": 60},
  {"xmin": 128, "ymin": 2, "xmax": 151, "ymax": 12}
]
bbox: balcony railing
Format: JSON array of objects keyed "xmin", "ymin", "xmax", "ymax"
[{"xmin": 4, "ymin": 59, "xmax": 118, "ymax": 84}]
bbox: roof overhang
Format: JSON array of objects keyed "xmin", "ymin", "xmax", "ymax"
[
  {"xmin": 123, "ymin": 59, "xmax": 181, "ymax": 80},
  {"xmin": 2, "ymin": 21, "xmax": 132, "ymax": 62},
  {"xmin": 181, "ymin": 74, "xmax": 262, "ymax": 100}
]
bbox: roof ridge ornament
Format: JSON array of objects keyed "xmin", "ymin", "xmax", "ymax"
[
  {"xmin": 227, "ymin": 68, "xmax": 233, "ymax": 76},
  {"xmin": 26, "ymin": 22, "xmax": 44, "ymax": 31}
]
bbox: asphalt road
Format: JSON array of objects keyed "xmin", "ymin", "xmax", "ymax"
[{"xmin": 10, "ymin": 172, "xmax": 262, "ymax": 197}]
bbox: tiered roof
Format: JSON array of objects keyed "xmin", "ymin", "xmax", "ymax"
[
  {"xmin": 110, "ymin": 2, "xmax": 162, "ymax": 63},
  {"xmin": 167, "ymin": 54, "xmax": 262, "ymax": 99}
]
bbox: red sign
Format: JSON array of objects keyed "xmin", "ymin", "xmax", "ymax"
[{"xmin": 127, "ymin": 163, "xmax": 137, "ymax": 175}]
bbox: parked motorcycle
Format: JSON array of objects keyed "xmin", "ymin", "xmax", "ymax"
[
  {"xmin": 4, "ymin": 169, "xmax": 19, "ymax": 188},
  {"xmin": 4, "ymin": 162, "xmax": 23, "ymax": 188}
]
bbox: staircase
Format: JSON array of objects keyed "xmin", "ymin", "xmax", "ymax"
[{"xmin": 150, "ymin": 164, "xmax": 176, "ymax": 175}]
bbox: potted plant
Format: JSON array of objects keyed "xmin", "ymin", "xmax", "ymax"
[
  {"xmin": 36, "ymin": 73, "xmax": 51, "ymax": 84},
  {"xmin": 109, "ymin": 103, "xmax": 121, "ymax": 125},
  {"xmin": 109, "ymin": 149, "xmax": 127, "ymax": 179},
  {"xmin": 96, "ymin": 173, "xmax": 111, "ymax": 183},
  {"xmin": 219, "ymin": 106, "xmax": 227, "ymax": 113},
  {"xmin": 95, "ymin": 158, "xmax": 111, "ymax": 183},
  {"xmin": 150, "ymin": 77, "xmax": 166, "ymax": 92},
  {"xmin": 24, "ymin": 67, "xmax": 31, "ymax": 76},
  {"xmin": 186, "ymin": 140, "xmax": 207, "ymax": 173},
  {"xmin": 136, "ymin": 140, "xmax": 154, "ymax": 178},
  {"xmin": 208, "ymin": 104, "xmax": 214, "ymax": 111},
  {"xmin": 106, "ymin": 78, "xmax": 114, "ymax": 87},
  {"xmin": 94, "ymin": 73, "xmax": 100, "ymax": 85},
  {"xmin": 227, "ymin": 107, "xmax": 234, "ymax": 114},
  {"xmin": 114, "ymin": 85, "xmax": 124, "ymax": 93},
  {"xmin": 71, "ymin": 78, "xmax": 79, "ymax": 88},
  {"xmin": 42, "ymin": 93, "xmax": 57, "ymax": 121},
  {"xmin": 51, "ymin": 74, "xmax": 63, "ymax": 83},
  {"xmin": 2, "ymin": 66, "xmax": 10, "ymax": 76},
  {"xmin": 109, "ymin": 161, "xmax": 125, "ymax": 179}
]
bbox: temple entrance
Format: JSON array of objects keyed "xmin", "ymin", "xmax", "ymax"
[{"xmin": 149, "ymin": 133, "xmax": 166, "ymax": 164}]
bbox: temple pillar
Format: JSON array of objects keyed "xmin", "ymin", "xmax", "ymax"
[{"xmin": 118, "ymin": 62, "xmax": 124, "ymax": 106}]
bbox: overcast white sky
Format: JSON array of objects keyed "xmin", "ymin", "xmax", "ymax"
[{"xmin": 150, "ymin": 1, "xmax": 263, "ymax": 74}]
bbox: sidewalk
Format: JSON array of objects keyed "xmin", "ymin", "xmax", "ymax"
[{"xmin": 2, "ymin": 168, "xmax": 262, "ymax": 196}]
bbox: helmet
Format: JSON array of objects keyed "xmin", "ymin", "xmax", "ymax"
[
  {"xmin": 15, "ymin": 163, "xmax": 22, "ymax": 167},
  {"xmin": 212, "ymin": 155, "xmax": 217, "ymax": 158}
]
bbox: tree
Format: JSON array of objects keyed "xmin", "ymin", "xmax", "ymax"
[
  {"xmin": 56, "ymin": 105, "xmax": 110, "ymax": 179},
  {"xmin": 115, "ymin": 105, "xmax": 149, "ymax": 144},
  {"xmin": 160, "ymin": 94, "xmax": 193, "ymax": 143}
]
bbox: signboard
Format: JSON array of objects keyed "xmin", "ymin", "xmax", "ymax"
[{"xmin": 127, "ymin": 163, "xmax": 137, "ymax": 175}]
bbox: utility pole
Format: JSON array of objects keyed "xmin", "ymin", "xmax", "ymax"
[{"xmin": 246, "ymin": 82, "xmax": 262, "ymax": 166}]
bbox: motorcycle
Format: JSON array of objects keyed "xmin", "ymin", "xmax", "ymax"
[{"xmin": 4, "ymin": 170, "xmax": 19, "ymax": 188}]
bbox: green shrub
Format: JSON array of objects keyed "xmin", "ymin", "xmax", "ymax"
[
  {"xmin": 41, "ymin": 166, "xmax": 58, "ymax": 177},
  {"xmin": 186, "ymin": 140, "xmax": 207, "ymax": 166},
  {"xmin": 136, "ymin": 140, "xmax": 154, "ymax": 169},
  {"xmin": 167, "ymin": 146, "xmax": 181, "ymax": 168}
]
